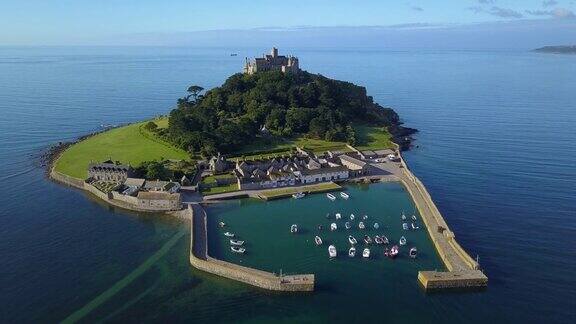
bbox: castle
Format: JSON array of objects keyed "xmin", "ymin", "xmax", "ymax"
[{"xmin": 243, "ymin": 47, "xmax": 300, "ymax": 74}]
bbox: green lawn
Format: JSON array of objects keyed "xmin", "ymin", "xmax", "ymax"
[
  {"xmin": 201, "ymin": 183, "xmax": 239, "ymax": 195},
  {"xmin": 54, "ymin": 118, "xmax": 189, "ymax": 179},
  {"xmin": 353, "ymin": 125, "xmax": 394, "ymax": 151}
]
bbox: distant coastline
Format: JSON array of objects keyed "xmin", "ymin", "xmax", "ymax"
[{"xmin": 533, "ymin": 45, "xmax": 576, "ymax": 54}]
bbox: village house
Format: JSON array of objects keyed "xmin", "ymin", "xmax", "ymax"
[
  {"xmin": 88, "ymin": 160, "xmax": 133, "ymax": 182},
  {"xmin": 136, "ymin": 191, "xmax": 181, "ymax": 211},
  {"xmin": 209, "ymin": 153, "xmax": 228, "ymax": 173},
  {"xmin": 294, "ymin": 166, "xmax": 349, "ymax": 184},
  {"xmin": 339, "ymin": 154, "xmax": 369, "ymax": 176}
]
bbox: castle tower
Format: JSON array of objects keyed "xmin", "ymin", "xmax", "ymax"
[{"xmin": 271, "ymin": 47, "xmax": 278, "ymax": 58}]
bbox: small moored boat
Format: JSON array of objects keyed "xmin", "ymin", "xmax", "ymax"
[
  {"xmin": 411, "ymin": 223, "xmax": 420, "ymax": 230},
  {"xmin": 328, "ymin": 245, "xmax": 337, "ymax": 258},
  {"xmin": 330, "ymin": 223, "xmax": 338, "ymax": 231},
  {"xmin": 335, "ymin": 213, "xmax": 342, "ymax": 220},
  {"xmin": 386, "ymin": 245, "xmax": 399, "ymax": 258},
  {"xmin": 224, "ymin": 232, "xmax": 235, "ymax": 237},
  {"xmin": 382, "ymin": 235, "xmax": 389, "ymax": 244},
  {"xmin": 315, "ymin": 236, "xmax": 323, "ymax": 246},
  {"xmin": 364, "ymin": 235, "xmax": 373, "ymax": 244},
  {"xmin": 290, "ymin": 224, "xmax": 298, "ymax": 234},
  {"xmin": 374, "ymin": 235, "xmax": 383, "ymax": 244},
  {"xmin": 363, "ymin": 248, "xmax": 371, "ymax": 258},
  {"xmin": 409, "ymin": 247, "xmax": 418, "ymax": 258},
  {"xmin": 340, "ymin": 192, "xmax": 350, "ymax": 199},
  {"xmin": 350, "ymin": 214, "xmax": 355, "ymax": 220},
  {"xmin": 399, "ymin": 236, "xmax": 407, "ymax": 246},
  {"xmin": 402, "ymin": 223, "xmax": 409, "ymax": 230},
  {"xmin": 358, "ymin": 221, "xmax": 365, "ymax": 230},
  {"xmin": 401, "ymin": 212, "xmax": 407, "ymax": 221},
  {"xmin": 326, "ymin": 193, "xmax": 336, "ymax": 201},
  {"xmin": 348, "ymin": 235, "xmax": 358, "ymax": 245},
  {"xmin": 325, "ymin": 213, "xmax": 330, "ymax": 219},
  {"xmin": 219, "ymin": 222, "xmax": 226, "ymax": 228},
  {"xmin": 230, "ymin": 239, "xmax": 244, "ymax": 246},
  {"xmin": 362, "ymin": 215, "xmax": 369, "ymax": 220},
  {"xmin": 348, "ymin": 246, "xmax": 356, "ymax": 257},
  {"xmin": 412, "ymin": 214, "xmax": 417, "ymax": 221},
  {"xmin": 231, "ymin": 246, "xmax": 245, "ymax": 254},
  {"xmin": 345, "ymin": 221, "xmax": 351, "ymax": 229},
  {"xmin": 318, "ymin": 224, "xmax": 323, "ymax": 230},
  {"xmin": 292, "ymin": 192, "xmax": 305, "ymax": 199},
  {"xmin": 373, "ymin": 222, "xmax": 379, "ymax": 229}
]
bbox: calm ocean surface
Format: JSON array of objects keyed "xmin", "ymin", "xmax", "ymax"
[{"xmin": 0, "ymin": 47, "xmax": 574, "ymax": 323}]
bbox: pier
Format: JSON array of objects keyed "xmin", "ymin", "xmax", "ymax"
[{"xmin": 188, "ymin": 204, "xmax": 315, "ymax": 292}]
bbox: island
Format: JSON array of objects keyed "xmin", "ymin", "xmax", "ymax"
[
  {"xmin": 533, "ymin": 45, "xmax": 576, "ymax": 54},
  {"xmin": 49, "ymin": 47, "xmax": 487, "ymax": 292}
]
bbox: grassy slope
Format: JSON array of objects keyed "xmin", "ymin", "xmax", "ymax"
[
  {"xmin": 54, "ymin": 118, "xmax": 189, "ymax": 179},
  {"xmin": 353, "ymin": 125, "xmax": 394, "ymax": 151}
]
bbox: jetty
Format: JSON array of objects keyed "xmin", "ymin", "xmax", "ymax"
[{"xmin": 188, "ymin": 204, "xmax": 314, "ymax": 292}]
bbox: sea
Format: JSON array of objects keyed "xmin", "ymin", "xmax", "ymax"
[{"xmin": 0, "ymin": 47, "xmax": 574, "ymax": 323}]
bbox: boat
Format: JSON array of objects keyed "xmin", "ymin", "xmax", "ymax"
[
  {"xmin": 350, "ymin": 214, "xmax": 355, "ymax": 220},
  {"xmin": 364, "ymin": 235, "xmax": 373, "ymax": 244},
  {"xmin": 348, "ymin": 235, "xmax": 357, "ymax": 245},
  {"xmin": 399, "ymin": 236, "xmax": 407, "ymax": 246},
  {"xmin": 409, "ymin": 247, "xmax": 418, "ymax": 258},
  {"xmin": 402, "ymin": 223, "xmax": 409, "ymax": 230},
  {"xmin": 373, "ymin": 222, "xmax": 380, "ymax": 229},
  {"xmin": 315, "ymin": 236, "xmax": 323, "ymax": 245},
  {"xmin": 362, "ymin": 215, "xmax": 369, "ymax": 220},
  {"xmin": 230, "ymin": 53, "xmax": 238, "ymax": 56},
  {"xmin": 411, "ymin": 223, "xmax": 420, "ymax": 230},
  {"xmin": 325, "ymin": 213, "xmax": 330, "ymax": 219},
  {"xmin": 318, "ymin": 224, "xmax": 323, "ymax": 230},
  {"xmin": 224, "ymin": 232, "xmax": 235, "ymax": 237},
  {"xmin": 326, "ymin": 193, "xmax": 336, "ymax": 201},
  {"xmin": 348, "ymin": 246, "xmax": 356, "ymax": 257},
  {"xmin": 219, "ymin": 221, "xmax": 226, "ymax": 227},
  {"xmin": 335, "ymin": 213, "xmax": 342, "ymax": 220},
  {"xmin": 340, "ymin": 192, "xmax": 350, "ymax": 199},
  {"xmin": 382, "ymin": 235, "xmax": 389, "ymax": 244},
  {"xmin": 290, "ymin": 224, "xmax": 298, "ymax": 234},
  {"xmin": 412, "ymin": 214, "xmax": 417, "ymax": 221},
  {"xmin": 292, "ymin": 192, "xmax": 305, "ymax": 199},
  {"xmin": 387, "ymin": 245, "xmax": 399, "ymax": 258},
  {"xmin": 401, "ymin": 212, "xmax": 407, "ymax": 221},
  {"xmin": 358, "ymin": 221, "xmax": 365, "ymax": 230},
  {"xmin": 230, "ymin": 239, "xmax": 244, "ymax": 246},
  {"xmin": 328, "ymin": 245, "xmax": 337, "ymax": 258},
  {"xmin": 231, "ymin": 246, "xmax": 245, "ymax": 253},
  {"xmin": 345, "ymin": 221, "xmax": 351, "ymax": 230},
  {"xmin": 330, "ymin": 223, "xmax": 337, "ymax": 231},
  {"xmin": 363, "ymin": 248, "xmax": 371, "ymax": 258},
  {"xmin": 374, "ymin": 235, "xmax": 383, "ymax": 244}
]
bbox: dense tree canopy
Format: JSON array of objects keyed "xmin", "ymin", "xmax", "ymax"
[{"xmin": 167, "ymin": 70, "xmax": 402, "ymax": 155}]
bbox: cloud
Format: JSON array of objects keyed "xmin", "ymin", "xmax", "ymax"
[
  {"xmin": 526, "ymin": 8, "xmax": 576, "ymax": 18},
  {"xmin": 542, "ymin": 0, "xmax": 558, "ymax": 7},
  {"xmin": 469, "ymin": 6, "xmax": 524, "ymax": 18},
  {"xmin": 411, "ymin": 6, "xmax": 424, "ymax": 12}
]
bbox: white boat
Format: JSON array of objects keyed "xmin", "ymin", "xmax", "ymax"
[
  {"xmin": 348, "ymin": 235, "xmax": 358, "ymax": 245},
  {"xmin": 315, "ymin": 236, "xmax": 323, "ymax": 245},
  {"xmin": 330, "ymin": 223, "xmax": 337, "ymax": 231},
  {"xmin": 386, "ymin": 245, "xmax": 399, "ymax": 258},
  {"xmin": 399, "ymin": 236, "xmax": 407, "ymax": 246},
  {"xmin": 328, "ymin": 245, "xmax": 337, "ymax": 258},
  {"xmin": 335, "ymin": 213, "xmax": 342, "ymax": 220},
  {"xmin": 219, "ymin": 222, "xmax": 226, "ymax": 228},
  {"xmin": 374, "ymin": 235, "xmax": 383, "ymax": 244},
  {"xmin": 350, "ymin": 214, "xmax": 355, "ymax": 221},
  {"xmin": 401, "ymin": 212, "xmax": 407, "ymax": 221},
  {"xmin": 363, "ymin": 235, "xmax": 373, "ymax": 244},
  {"xmin": 373, "ymin": 222, "xmax": 380, "ymax": 229},
  {"xmin": 290, "ymin": 224, "xmax": 298, "ymax": 234},
  {"xmin": 402, "ymin": 223, "xmax": 409, "ymax": 230},
  {"xmin": 412, "ymin": 214, "xmax": 417, "ymax": 221},
  {"xmin": 340, "ymin": 192, "xmax": 350, "ymax": 199},
  {"xmin": 348, "ymin": 246, "xmax": 356, "ymax": 257},
  {"xmin": 231, "ymin": 246, "xmax": 245, "ymax": 253},
  {"xmin": 409, "ymin": 247, "xmax": 418, "ymax": 258},
  {"xmin": 362, "ymin": 248, "xmax": 371, "ymax": 258},
  {"xmin": 382, "ymin": 235, "xmax": 389, "ymax": 244},
  {"xmin": 345, "ymin": 221, "xmax": 351, "ymax": 229},
  {"xmin": 411, "ymin": 223, "xmax": 420, "ymax": 230},
  {"xmin": 362, "ymin": 215, "xmax": 369, "ymax": 220},
  {"xmin": 224, "ymin": 232, "xmax": 235, "ymax": 237},
  {"xmin": 358, "ymin": 221, "xmax": 365, "ymax": 230},
  {"xmin": 326, "ymin": 193, "xmax": 336, "ymax": 201},
  {"xmin": 292, "ymin": 192, "xmax": 305, "ymax": 199},
  {"xmin": 230, "ymin": 239, "xmax": 244, "ymax": 246}
]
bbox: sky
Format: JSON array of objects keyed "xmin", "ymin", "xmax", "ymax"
[{"xmin": 0, "ymin": 0, "xmax": 575, "ymax": 48}]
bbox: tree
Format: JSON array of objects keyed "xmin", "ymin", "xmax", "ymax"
[{"xmin": 186, "ymin": 85, "xmax": 204, "ymax": 103}]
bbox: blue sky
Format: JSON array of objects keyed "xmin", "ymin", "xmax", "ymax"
[{"xmin": 1, "ymin": 0, "xmax": 575, "ymax": 46}]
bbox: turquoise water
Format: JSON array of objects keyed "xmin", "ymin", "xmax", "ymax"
[{"xmin": 0, "ymin": 47, "xmax": 574, "ymax": 323}]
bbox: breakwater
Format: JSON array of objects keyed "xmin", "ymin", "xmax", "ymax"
[
  {"xmin": 397, "ymin": 153, "xmax": 488, "ymax": 290},
  {"xmin": 188, "ymin": 204, "xmax": 315, "ymax": 292}
]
